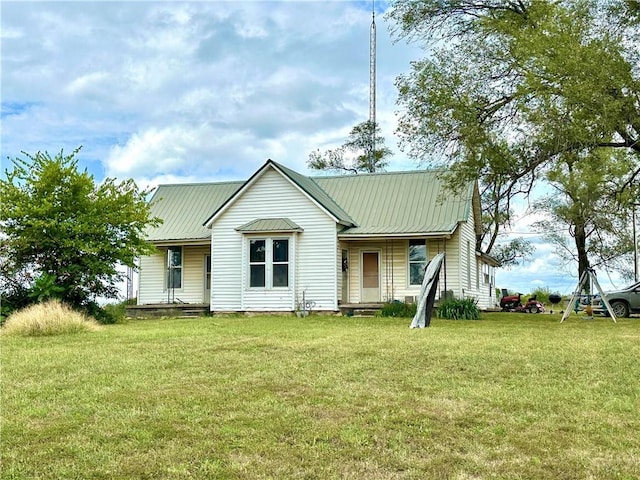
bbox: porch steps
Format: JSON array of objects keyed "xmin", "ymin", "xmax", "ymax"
[
  {"xmin": 126, "ymin": 304, "xmax": 210, "ymax": 319},
  {"xmin": 339, "ymin": 303, "xmax": 385, "ymax": 317}
]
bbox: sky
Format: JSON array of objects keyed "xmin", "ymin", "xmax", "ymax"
[{"xmin": 1, "ymin": 1, "xmax": 630, "ymax": 297}]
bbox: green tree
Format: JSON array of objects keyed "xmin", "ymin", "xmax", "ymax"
[
  {"xmin": 308, "ymin": 120, "xmax": 392, "ymax": 174},
  {"xmin": 0, "ymin": 148, "xmax": 160, "ymax": 315},
  {"xmin": 387, "ymin": 0, "xmax": 640, "ymax": 272},
  {"xmin": 533, "ymin": 150, "xmax": 637, "ymax": 283}
]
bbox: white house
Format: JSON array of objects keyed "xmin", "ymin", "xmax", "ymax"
[{"xmin": 136, "ymin": 160, "xmax": 499, "ymax": 314}]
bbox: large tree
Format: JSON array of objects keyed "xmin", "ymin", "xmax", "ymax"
[
  {"xmin": 0, "ymin": 148, "xmax": 160, "ymax": 312},
  {"xmin": 388, "ymin": 0, "xmax": 640, "ymax": 279},
  {"xmin": 533, "ymin": 150, "xmax": 637, "ymax": 284},
  {"xmin": 308, "ymin": 120, "xmax": 392, "ymax": 174}
]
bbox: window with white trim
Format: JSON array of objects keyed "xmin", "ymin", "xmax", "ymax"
[
  {"xmin": 248, "ymin": 238, "xmax": 289, "ymax": 288},
  {"xmin": 408, "ymin": 239, "xmax": 427, "ymax": 286},
  {"xmin": 272, "ymin": 239, "xmax": 289, "ymax": 287},
  {"xmin": 249, "ymin": 239, "xmax": 266, "ymax": 287},
  {"xmin": 166, "ymin": 246, "xmax": 183, "ymax": 289}
]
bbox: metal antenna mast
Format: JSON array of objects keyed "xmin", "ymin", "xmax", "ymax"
[{"xmin": 368, "ymin": 0, "xmax": 377, "ymax": 167}]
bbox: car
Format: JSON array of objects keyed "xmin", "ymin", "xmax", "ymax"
[{"xmin": 593, "ymin": 280, "xmax": 640, "ymax": 318}]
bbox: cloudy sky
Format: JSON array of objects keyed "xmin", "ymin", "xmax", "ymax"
[{"xmin": 1, "ymin": 1, "xmax": 627, "ymax": 296}]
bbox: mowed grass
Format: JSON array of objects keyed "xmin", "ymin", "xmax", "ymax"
[{"xmin": 1, "ymin": 313, "xmax": 639, "ymax": 479}]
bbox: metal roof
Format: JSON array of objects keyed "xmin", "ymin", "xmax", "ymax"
[
  {"xmin": 313, "ymin": 170, "xmax": 473, "ymax": 236},
  {"xmin": 236, "ymin": 218, "xmax": 303, "ymax": 233},
  {"xmin": 268, "ymin": 161, "xmax": 356, "ymax": 226},
  {"xmin": 145, "ymin": 164, "xmax": 475, "ymax": 242},
  {"xmin": 146, "ymin": 181, "xmax": 242, "ymax": 242}
]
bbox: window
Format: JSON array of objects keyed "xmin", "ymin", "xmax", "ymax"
[
  {"xmin": 249, "ymin": 239, "xmax": 266, "ymax": 287},
  {"xmin": 272, "ymin": 239, "xmax": 289, "ymax": 287},
  {"xmin": 466, "ymin": 241, "xmax": 471, "ymax": 289},
  {"xmin": 248, "ymin": 238, "xmax": 289, "ymax": 288},
  {"xmin": 167, "ymin": 246, "xmax": 183, "ymax": 289},
  {"xmin": 205, "ymin": 255, "xmax": 211, "ymax": 290},
  {"xmin": 409, "ymin": 240, "xmax": 427, "ymax": 286}
]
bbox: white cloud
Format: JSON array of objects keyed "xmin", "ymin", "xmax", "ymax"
[{"xmin": 3, "ymin": 1, "xmax": 426, "ymax": 185}]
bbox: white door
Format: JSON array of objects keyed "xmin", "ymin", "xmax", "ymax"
[{"xmin": 361, "ymin": 251, "xmax": 380, "ymax": 302}]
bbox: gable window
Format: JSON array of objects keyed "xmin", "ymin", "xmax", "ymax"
[
  {"xmin": 248, "ymin": 238, "xmax": 289, "ymax": 288},
  {"xmin": 167, "ymin": 246, "xmax": 183, "ymax": 289},
  {"xmin": 409, "ymin": 239, "xmax": 427, "ymax": 286}
]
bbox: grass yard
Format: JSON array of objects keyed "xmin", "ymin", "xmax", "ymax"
[{"xmin": 1, "ymin": 312, "xmax": 639, "ymax": 479}]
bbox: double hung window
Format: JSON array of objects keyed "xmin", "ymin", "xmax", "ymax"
[
  {"xmin": 409, "ymin": 240, "xmax": 427, "ymax": 286},
  {"xmin": 249, "ymin": 238, "xmax": 289, "ymax": 288},
  {"xmin": 167, "ymin": 246, "xmax": 183, "ymax": 289}
]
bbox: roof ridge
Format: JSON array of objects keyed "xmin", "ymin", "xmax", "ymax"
[
  {"xmin": 156, "ymin": 180, "xmax": 245, "ymax": 187},
  {"xmin": 310, "ymin": 168, "xmax": 447, "ymax": 180}
]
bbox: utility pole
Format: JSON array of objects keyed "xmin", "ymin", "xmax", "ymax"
[{"xmin": 368, "ymin": 0, "xmax": 376, "ymax": 168}]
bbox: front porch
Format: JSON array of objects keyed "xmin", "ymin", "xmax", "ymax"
[
  {"xmin": 126, "ymin": 303, "xmax": 210, "ymax": 319},
  {"xmin": 338, "ymin": 302, "xmax": 385, "ymax": 317}
]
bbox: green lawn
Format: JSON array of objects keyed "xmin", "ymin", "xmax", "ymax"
[{"xmin": 2, "ymin": 313, "xmax": 639, "ymax": 479}]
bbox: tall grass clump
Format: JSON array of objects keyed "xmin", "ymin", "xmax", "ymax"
[
  {"xmin": 1, "ymin": 300, "xmax": 100, "ymax": 336},
  {"xmin": 437, "ymin": 297, "xmax": 480, "ymax": 320}
]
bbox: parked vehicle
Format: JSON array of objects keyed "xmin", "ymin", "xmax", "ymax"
[
  {"xmin": 593, "ymin": 281, "xmax": 640, "ymax": 318},
  {"xmin": 500, "ymin": 292, "xmax": 545, "ymax": 314}
]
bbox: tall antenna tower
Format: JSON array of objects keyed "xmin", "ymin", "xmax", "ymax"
[{"xmin": 368, "ymin": 0, "xmax": 377, "ymax": 165}]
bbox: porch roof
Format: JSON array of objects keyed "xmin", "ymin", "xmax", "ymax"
[
  {"xmin": 145, "ymin": 181, "xmax": 243, "ymax": 241},
  {"xmin": 235, "ymin": 218, "xmax": 303, "ymax": 233},
  {"xmin": 315, "ymin": 171, "xmax": 474, "ymax": 236}
]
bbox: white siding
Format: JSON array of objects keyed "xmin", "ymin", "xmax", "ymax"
[
  {"xmin": 138, "ymin": 245, "xmax": 209, "ymax": 304},
  {"xmin": 444, "ymin": 220, "xmax": 496, "ymax": 309},
  {"xmin": 342, "ymin": 238, "xmax": 448, "ymax": 304},
  {"xmin": 138, "ymin": 253, "xmax": 165, "ymax": 304},
  {"xmin": 211, "ymin": 167, "xmax": 338, "ymax": 312}
]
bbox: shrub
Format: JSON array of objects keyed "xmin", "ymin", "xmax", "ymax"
[
  {"xmin": 100, "ymin": 300, "xmax": 132, "ymax": 324},
  {"xmin": 437, "ymin": 297, "xmax": 480, "ymax": 320},
  {"xmin": 379, "ymin": 301, "xmax": 417, "ymax": 318},
  {"xmin": 1, "ymin": 300, "xmax": 100, "ymax": 336},
  {"xmin": 0, "ymin": 283, "xmax": 31, "ymax": 326},
  {"xmin": 527, "ymin": 286, "xmax": 553, "ymax": 305}
]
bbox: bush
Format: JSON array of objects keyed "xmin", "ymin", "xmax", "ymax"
[
  {"xmin": 1, "ymin": 300, "xmax": 101, "ymax": 336},
  {"xmin": 379, "ymin": 301, "xmax": 417, "ymax": 318},
  {"xmin": 527, "ymin": 286, "xmax": 553, "ymax": 305},
  {"xmin": 100, "ymin": 300, "xmax": 132, "ymax": 324},
  {"xmin": 437, "ymin": 297, "xmax": 480, "ymax": 320},
  {"xmin": 0, "ymin": 284, "xmax": 31, "ymax": 326}
]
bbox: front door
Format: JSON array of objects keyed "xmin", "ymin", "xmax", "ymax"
[{"xmin": 361, "ymin": 251, "xmax": 380, "ymax": 302}]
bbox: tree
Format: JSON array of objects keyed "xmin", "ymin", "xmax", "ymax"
[
  {"xmin": 308, "ymin": 120, "xmax": 392, "ymax": 174},
  {"xmin": 533, "ymin": 150, "xmax": 637, "ymax": 283},
  {"xmin": 387, "ymin": 0, "xmax": 640, "ymax": 273},
  {"xmin": 0, "ymin": 148, "xmax": 161, "ymax": 316}
]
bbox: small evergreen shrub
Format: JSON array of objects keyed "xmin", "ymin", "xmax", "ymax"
[
  {"xmin": 379, "ymin": 301, "xmax": 417, "ymax": 318},
  {"xmin": 437, "ymin": 297, "xmax": 480, "ymax": 320},
  {"xmin": 1, "ymin": 300, "xmax": 100, "ymax": 336}
]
